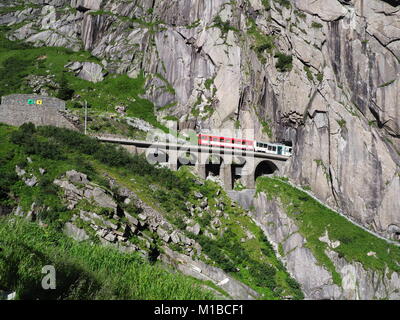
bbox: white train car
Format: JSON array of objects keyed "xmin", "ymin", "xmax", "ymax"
[{"xmin": 254, "ymin": 141, "xmax": 292, "ymax": 156}]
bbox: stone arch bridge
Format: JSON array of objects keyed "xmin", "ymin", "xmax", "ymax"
[{"xmin": 95, "ymin": 135, "xmax": 290, "ymax": 190}]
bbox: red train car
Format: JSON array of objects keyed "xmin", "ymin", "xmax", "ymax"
[{"xmin": 198, "ymin": 134, "xmax": 254, "ymax": 150}]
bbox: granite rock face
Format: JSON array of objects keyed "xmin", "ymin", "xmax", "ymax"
[
  {"xmin": 249, "ymin": 192, "xmax": 400, "ymax": 300},
  {"xmin": 1, "ymin": 0, "xmax": 400, "ymax": 240}
]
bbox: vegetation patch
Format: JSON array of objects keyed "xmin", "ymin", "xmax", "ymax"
[
  {"xmin": 256, "ymin": 177, "xmax": 400, "ymax": 286},
  {"xmin": 0, "ymin": 216, "xmax": 214, "ymax": 299},
  {"xmin": 0, "ymin": 124, "xmax": 304, "ymax": 299},
  {"xmin": 0, "ymin": 26, "xmax": 164, "ymax": 130},
  {"xmin": 247, "ymin": 18, "xmax": 275, "ymax": 64},
  {"xmin": 211, "ymin": 15, "xmax": 238, "ymax": 36},
  {"xmin": 275, "ymin": 52, "xmax": 293, "ymax": 72}
]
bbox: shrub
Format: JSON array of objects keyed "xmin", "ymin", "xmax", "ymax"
[
  {"xmin": 212, "ymin": 15, "xmax": 237, "ymax": 35},
  {"xmin": 57, "ymin": 74, "xmax": 74, "ymax": 101},
  {"xmin": 275, "ymin": 52, "xmax": 293, "ymax": 72},
  {"xmin": 261, "ymin": 0, "xmax": 271, "ymax": 10},
  {"xmin": 311, "ymin": 22, "xmax": 323, "ymax": 29}
]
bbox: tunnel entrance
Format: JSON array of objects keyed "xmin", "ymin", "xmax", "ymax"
[{"xmin": 254, "ymin": 160, "xmax": 278, "ymax": 182}]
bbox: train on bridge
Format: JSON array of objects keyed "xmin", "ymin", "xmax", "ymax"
[{"xmin": 198, "ymin": 134, "xmax": 293, "ymax": 156}]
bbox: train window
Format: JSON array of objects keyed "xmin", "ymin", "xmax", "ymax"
[
  {"xmin": 213, "ymin": 138, "xmax": 218, "ymax": 142},
  {"xmin": 226, "ymin": 139, "xmax": 231, "ymax": 143},
  {"xmin": 221, "ymin": 138, "xmax": 225, "ymax": 142}
]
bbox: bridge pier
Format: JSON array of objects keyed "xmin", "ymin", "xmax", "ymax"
[
  {"xmin": 96, "ymin": 135, "xmax": 290, "ymax": 191},
  {"xmin": 221, "ymin": 164, "xmax": 233, "ymax": 191},
  {"xmin": 242, "ymin": 174, "xmax": 256, "ymax": 189},
  {"xmin": 196, "ymin": 164, "xmax": 207, "ymax": 179},
  {"xmin": 168, "ymin": 163, "xmax": 178, "ymax": 171}
]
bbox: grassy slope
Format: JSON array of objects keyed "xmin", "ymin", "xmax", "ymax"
[
  {"xmin": 0, "ymin": 123, "xmax": 303, "ymax": 299},
  {"xmin": 0, "ymin": 123, "xmax": 216, "ymax": 299},
  {"xmin": 257, "ymin": 177, "xmax": 400, "ymax": 285},
  {"xmin": 0, "ymin": 216, "xmax": 215, "ymax": 300},
  {"xmin": 0, "ymin": 26, "xmax": 163, "ymax": 131}
]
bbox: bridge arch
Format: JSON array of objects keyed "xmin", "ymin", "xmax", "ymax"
[
  {"xmin": 205, "ymin": 154, "xmax": 224, "ymax": 178},
  {"xmin": 178, "ymin": 151, "xmax": 197, "ymax": 169},
  {"xmin": 146, "ymin": 148, "xmax": 169, "ymax": 165},
  {"xmin": 254, "ymin": 160, "xmax": 279, "ymax": 182}
]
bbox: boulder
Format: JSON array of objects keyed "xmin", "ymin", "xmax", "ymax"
[
  {"xmin": 211, "ymin": 218, "xmax": 222, "ymax": 229},
  {"xmin": 24, "ymin": 175, "xmax": 38, "ymax": 187},
  {"xmin": 77, "ymin": 62, "xmax": 105, "ymax": 83},
  {"xmin": 65, "ymin": 61, "xmax": 83, "ymax": 72},
  {"xmin": 86, "ymin": 187, "xmax": 117, "ymax": 209},
  {"xmin": 15, "ymin": 166, "xmax": 26, "ymax": 177},
  {"xmin": 194, "ymin": 192, "xmax": 204, "ymax": 199},
  {"xmin": 170, "ymin": 231, "xmax": 180, "ymax": 244},
  {"xmin": 115, "ymin": 105, "xmax": 127, "ymax": 115},
  {"xmin": 64, "ymin": 222, "xmax": 89, "ymax": 242},
  {"xmin": 200, "ymin": 199, "xmax": 208, "ymax": 208},
  {"xmin": 125, "ymin": 212, "xmax": 139, "ymax": 226},
  {"xmin": 192, "ymin": 223, "xmax": 201, "ymax": 236},
  {"xmin": 104, "ymin": 233, "xmax": 117, "ymax": 242},
  {"xmin": 157, "ymin": 227, "xmax": 171, "ymax": 242},
  {"xmin": 66, "ymin": 170, "xmax": 89, "ymax": 184}
]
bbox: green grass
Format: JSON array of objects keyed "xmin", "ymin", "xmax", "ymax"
[
  {"xmin": 0, "ymin": 4, "xmax": 40, "ymax": 15},
  {"xmin": 275, "ymin": 52, "xmax": 293, "ymax": 72},
  {"xmin": 261, "ymin": 0, "xmax": 271, "ymax": 10},
  {"xmin": 0, "ymin": 26, "xmax": 164, "ymax": 130},
  {"xmin": 0, "ymin": 216, "xmax": 215, "ymax": 300},
  {"xmin": 273, "ymin": 0, "xmax": 291, "ymax": 9},
  {"xmin": 336, "ymin": 119, "xmax": 346, "ymax": 129},
  {"xmin": 211, "ymin": 15, "xmax": 238, "ymax": 36},
  {"xmin": 0, "ymin": 123, "xmax": 304, "ymax": 299},
  {"xmin": 247, "ymin": 18, "xmax": 275, "ymax": 63},
  {"xmin": 256, "ymin": 177, "xmax": 400, "ymax": 285},
  {"xmin": 261, "ymin": 120, "xmax": 273, "ymax": 138},
  {"xmin": 311, "ymin": 22, "xmax": 323, "ymax": 29}
]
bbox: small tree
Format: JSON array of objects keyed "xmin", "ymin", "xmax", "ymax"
[{"xmin": 57, "ymin": 74, "xmax": 74, "ymax": 101}]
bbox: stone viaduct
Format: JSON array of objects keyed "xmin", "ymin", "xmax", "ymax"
[
  {"xmin": 0, "ymin": 94, "xmax": 290, "ymax": 190},
  {"xmin": 95, "ymin": 135, "xmax": 290, "ymax": 190}
]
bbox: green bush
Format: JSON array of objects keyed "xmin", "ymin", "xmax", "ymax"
[
  {"xmin": 311, "ymin": 22, "xmax": 323, "ymax": 29},
  {"xmin": 57, "ymin": 74, "xmax": 74, "ymax": 100},
  {"xmin": 275, "ymin": 52, "xmax": 293, "ymax": 72},
  {"xmin": 261, "ymin": 0, "xmax": 271, "ymax": 10},
  {"xmin": 212, "ymin": 15, "xmax": 238, "ymax": 35},
  {"xmin": 257, "ymin": 177, "xmax": 400, "ymax": 284}
]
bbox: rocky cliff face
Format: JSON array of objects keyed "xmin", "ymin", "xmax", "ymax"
[
  {"xmin": 250, "ymin": 192, "xmax": 400, "ymax": 300},
  {"xmin": 1, "ymin": 0, "xmax": 400, "ymax": 240}
]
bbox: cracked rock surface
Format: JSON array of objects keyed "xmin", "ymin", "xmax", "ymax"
[{"xmin": 1, "ymin": 0, "xmax": 400, "ymax": 240}]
